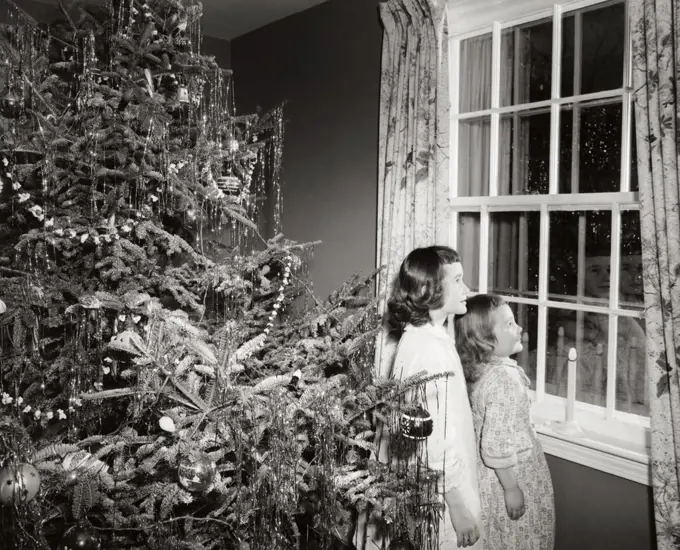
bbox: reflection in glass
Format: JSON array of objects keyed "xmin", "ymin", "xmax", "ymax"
[
  {"xmin": 488, "ymin": 212, "xmax": 540, "ymax": 297},
  {"xmin": 459, "ymin": 33, "xmax": 492, "ymax": 113},
  {"xmin": 498, "ymin": 110, "xmax": 550, "ymax": 195},
  {"xmin": 513, "ymin": 303, "xmax": 539, "ymax": 390},
  {"xmin": 549, "ymin": 210, "xmax": 612, "ymax": 306},
  {"xmin": 559, "ymin": 101, "xmax": 623, "ymax": 194},
  {"xmin": 458, "ymin": 117, "xmax": 490, "ymax": 197},
  {"xmin": 500, "ymin": 19, "xmax": 553, "ymax": 107},
  {"xmin": 457, "ymin": 213, "xmax": 480, "ymax": 291},
  {"xmin": 621, "ymin": 211, "xmax": 643, "ymax": 309},
  {"xmin": 561, "ymin": 2, "xmax": 625, "ymax": 98},
  {"xmin": 539, "ymin": 308, "xmax": 648, "ymax": 415}
]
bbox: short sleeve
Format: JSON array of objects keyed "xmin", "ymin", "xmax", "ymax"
[{"xmin": 479, "ymin": 370, "xmax": 520, "ymax": 469}]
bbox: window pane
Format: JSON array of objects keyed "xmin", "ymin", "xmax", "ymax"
[
  {"xmin": 615, "ymin": 316, "xmax": 648, "ymax": 416},
  {"xmin": 498, "ymin": 108, "xmax": 550, "ymax": 195},
  {"xmin": 559, "ymin": 101, "xmax": 623, "ymax": 194},
  {"xmin": 630, "ymin": 111, "xmax": 639, "ymax": 192},
  {"xmin": 543, "ymin": 308, "xmax": 649, "ymax": 415},
  {"xmin": 459, "ymin": 33, "xmax": 492, "ymax": 113},
  {"xmin": 500, "ymin": 17, "xmax": 553, "ymax": 107},
  {"xmin": 549, "ymin": 210, "xmax": 612, "ymax": 306},
  {"xmin": 544, "ymin": 308, "xmax": 608, "ymax": 407},
  {"xmin": 488, "ymin": 211, "xmax": 540, "ymax": 297},
  {"xmin": 458, "ymin": 117, "xmax": 490, "ymax": 196},
  {"xmin": 621, "ymin": 210, "xmax": 643, "ymax": 310},
  {"xmin": 514, "ymin": 303, "xmax": 539, "ymax": 390},
  {"xmin": 561, "ymin": 2, "xmax": 625, "ymax": 98},
  {"xmin": 457, "ymin": 213, "xmax": 480, "ymax": 292}
]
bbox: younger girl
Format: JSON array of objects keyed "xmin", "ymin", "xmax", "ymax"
[
  {"xmin": 455, "ymin": 294, "xmax": 554, "ymax": 550},
  {"xmin": 380, "ymin": 246, "xmax": 482, "ymax": 549}
]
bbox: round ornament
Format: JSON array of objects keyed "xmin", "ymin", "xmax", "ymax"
[
  {"xmin": 177, "ymin": 453, "xmax": 216, "ymax": 492},
  {"xmin": 64, "ymin": 469, "xmax": 80, "ymax": 486},
  {"xmin": 59, "ymin": 523, "xmax": 101, "ymax": 550},
  {"xmin": 0, "ymin": 463, "xmax": 41, "ymax": 505},
  {"xmin": 399, "ymin": 405, "xmax": 433, "ymax": 441},
  {"xmin": 0, "ymin": 93, "xmax": 22, "ymax": 119}
]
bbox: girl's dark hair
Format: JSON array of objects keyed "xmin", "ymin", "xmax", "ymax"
[
  {"xmin": 454, "ymin": 294, "xmax": 506, "ymax": 383},
  {"xmin": 386, "ymin": 246, "xmax": 461, "ymax": 335}
]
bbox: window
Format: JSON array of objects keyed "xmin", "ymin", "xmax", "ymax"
[{"xmin": 449, "ymin": 0, "xmax": 649, "ymax": 484}]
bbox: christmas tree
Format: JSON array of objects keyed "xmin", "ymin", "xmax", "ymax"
[{"xmin": 0, "ymin": 1, "xmax": 443, "ymax": 549}]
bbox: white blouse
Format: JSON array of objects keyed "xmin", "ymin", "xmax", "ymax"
[{"xmin": 386, "ymin": 323, "xmax": 483, "ymax": 548}]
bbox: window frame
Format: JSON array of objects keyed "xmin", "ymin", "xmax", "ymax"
[{"xmin": 447, "ymin": 0, "xmax": 650, "ymax": 485}]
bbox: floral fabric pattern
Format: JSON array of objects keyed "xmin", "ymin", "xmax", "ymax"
[
  {"xmin": 469, "ymin": 358, "xmax": 555, "ymax": 550},
  {"xmin": 374, "ymin": 0, "xmax": 450, "ymax": 379},
  {"xmin": 631, "ymin": 0, "xmax": 680, "ymax": 547}
]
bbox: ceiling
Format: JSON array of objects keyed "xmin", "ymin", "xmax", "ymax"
[
  {"xmin": 198, "ymin": 0, "xmax": 329, "ymax": 40},
  {"xmin": 33, "ymin": 0, "xmax": 330, "ymax": 41}
]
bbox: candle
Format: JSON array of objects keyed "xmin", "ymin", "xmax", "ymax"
[{"xmin": 566, "ymin": 347, "xmax": 577, "ymax": 422}]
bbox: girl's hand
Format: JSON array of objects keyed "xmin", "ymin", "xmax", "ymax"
[
  {"xmin": 448, "ymin": 504, "xmax": 480, "ymax": 547},
  {"xmin": 503, "ymin": 486, "xmax": 525, "ymax": 520}
]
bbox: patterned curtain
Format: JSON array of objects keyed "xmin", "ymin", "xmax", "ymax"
[
  {"xmin": 630, "ymin": 0, "xmax": 680, "ymax": 547},
  {"xmin": 374, "ymin": 0, "xmax": 450, "ymax": 379}
]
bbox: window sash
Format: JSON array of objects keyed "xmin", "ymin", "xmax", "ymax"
[{"xmin": 449, "ymin": 0, "xmax": 642, "ymax": 420}]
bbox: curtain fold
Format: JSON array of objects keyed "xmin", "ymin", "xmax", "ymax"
[
  {"xmin": 374, "ymin": 0, "xmax": 449, "ymax": 378},
  {"xmin": 630, "ymin": 0, "xmax": 680, "ymax": 547}
]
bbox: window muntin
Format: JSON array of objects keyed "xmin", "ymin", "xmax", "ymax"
[{"xmin": 450, "ymin": 0, "xmax": 648, "ymax": 421}]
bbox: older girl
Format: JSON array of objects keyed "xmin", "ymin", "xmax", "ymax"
[
  {"xmin": 381, "ymin": 246, "xmax": 482, "ymax": 549},
  {"xmin": 455, "ymin": 294, "xmax": 554, "ymax": 550}
]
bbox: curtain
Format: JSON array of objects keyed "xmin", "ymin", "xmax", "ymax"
[
  {"xmin": 456, "ymin": 31, "xmax": 523, "ymax": 294},
  {"xmin": 374, "ymin": 0, "xmax": 449, "ymax": 379},
  {"xmin": 630, "ymin": 0, "xmax": 680, "ymax": 547}
]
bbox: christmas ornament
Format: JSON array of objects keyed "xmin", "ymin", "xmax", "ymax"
[
  {"xmin": 227, "ymin": 138, "xmax": 240, "ymax": 153},
  {"xmin": 399, "ymin": 405, "xmax": 433, "ymax": 440},
  {"xmin": 176, "ymin": 86, "xmax": 190, "ymax": 104},
  {"xmin": 0, "ymin": 298, "xmax": 6, "ymax": 314},
  {"xmin": 108, "ymin": 330, "xmax": 145, "ymax": 356},
  {"xmin": 0, "ymin": 92, "xmax": 22, "ymax": 118},
  {"xmin": 177, "ymin": 453, "xmax": 216, "ymax": 492},
  {"xmin": 159, "ymin": 415, "xmax": 176, "ymax": 433},
  {"xmin": 59, "ymin": 523, "xmax": 101, "ymax": 550},
  {"xmin": 216, "ymin": 175, "xmax": 242, "ymax": 195},
  {"xmin": 64, "ymin": 469, "xmax": 80, "ymax": 486},
  {"xmin": 0, "ymin": 463, "xmax": 41, "ymax": 505}
]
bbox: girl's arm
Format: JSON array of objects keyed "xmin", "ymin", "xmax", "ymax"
[
  {"xmin": 493, "ymin": 466, "xmax": 525, "ymax": 520},
  {"xmin": 422, "ymin": 373, "xmax": 481, "ymax": 545},
  {"xmin": 479, "ymin": 371, "xmax": 525, "ymax": 520}
]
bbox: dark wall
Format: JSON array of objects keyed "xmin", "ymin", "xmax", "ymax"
[
  {"xmin": 202, "ymin": 35, "xmax": 230, "ymax": 71},
  {"xmin": 232, "ymin": 0, "xmax": 382, "ymax": 300},
  {"xmin": 548, "ymin": 455, "xmax": 655, "ymax": 549}
]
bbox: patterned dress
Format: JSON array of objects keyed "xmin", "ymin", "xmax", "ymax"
[{"xmin": 469, "ymin": 357, "xmax": 555, "ymax": 550}]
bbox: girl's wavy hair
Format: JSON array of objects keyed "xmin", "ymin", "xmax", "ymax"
[
  {"xmin": 386, "ymin": 246, "xmax": 461, "ymax": 336},
  {"xmin": 454, "ymin": 294, "xmax": 506, "ymax": 383}
]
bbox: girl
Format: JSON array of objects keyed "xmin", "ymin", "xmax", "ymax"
[
  {"xmin": 455, "ymin": 294, "xmax": 554, "ymax": 550},
  {"xmin": 379, "ymin": 246, "xmax": 483, "ymax": 549}
]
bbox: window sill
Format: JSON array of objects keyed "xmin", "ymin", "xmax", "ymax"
[{"xmin": 531, "ymin": 398, "xmax": 651, "ymax": 486}]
